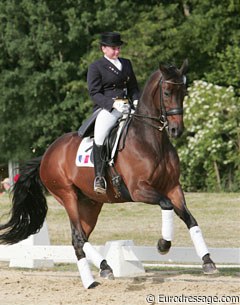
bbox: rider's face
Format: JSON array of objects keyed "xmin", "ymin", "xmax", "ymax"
[{"xmin": 102, "ymin": 45, "xmax": 121, "ymax": 59}]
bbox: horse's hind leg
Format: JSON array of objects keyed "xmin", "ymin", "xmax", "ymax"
[
  {"xmin": 81, "ymin": 241, "xmax": 114, "ymax": 280},
  {"xmin": 51, "ymin": 188, "xmax": 113, "ymax": 288},
  {"xmin": 167, "ymin": 186, "xmax": 218, "ymax": 274},
  {"xmin": 71, "ymin": 223, "xmax": 114, "ymax": 286},
  {"xmin": 70, "ymin": 196, "xmax": 114, "ymax": 282}
]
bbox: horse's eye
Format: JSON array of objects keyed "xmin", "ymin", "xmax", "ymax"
[{"xmin": 164, "ymin": 91, "xmax": 171, "ymax": 98}]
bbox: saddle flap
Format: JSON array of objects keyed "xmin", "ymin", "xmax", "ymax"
[{"xmin": 78, "ymin": 109, "xmax": 101, "ymax": 138}]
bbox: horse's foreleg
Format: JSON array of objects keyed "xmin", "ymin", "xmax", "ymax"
[
  {"xmin": 157, "ymin": 208, "xmax": 174, "ymax": 254},
  {"xmin": 168, "ymin": 186, "xmax": 218, "ymax": 274},
  {"xmin": 132, "ymin": 184, "xmax": 174, "ymax": 254}
]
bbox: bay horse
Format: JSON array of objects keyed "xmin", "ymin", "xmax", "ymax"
[{"xmin": 0, "ymin": 60, "xmax": 217, "ymax": 288}]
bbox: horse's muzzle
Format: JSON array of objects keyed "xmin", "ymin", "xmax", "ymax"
[{"xmin": 168, "ymin": 122, "xmax": 184, "ymax": 138}]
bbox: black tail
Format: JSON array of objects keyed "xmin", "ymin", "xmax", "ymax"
[{"xmin": 0, "ymin": 157, "xmax": 48, "ymax": 244}]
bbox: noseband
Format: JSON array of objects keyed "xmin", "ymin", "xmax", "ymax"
[{"xmin": 132, "ymin": 77, "xmax": 185, "ymax": 132}]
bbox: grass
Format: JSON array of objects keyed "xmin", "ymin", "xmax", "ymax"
[
  {"xmin": 145, "ymin": 266, "xmax": 240, "ymax": 277},
  {"xmin": 0, "ymin": 192, "xmax": 239, "ymax": 248}
]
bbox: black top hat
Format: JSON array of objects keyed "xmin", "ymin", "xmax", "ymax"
[{"xmin": 100, "ymin": 32, "xmax": 124, "ymax": 47}]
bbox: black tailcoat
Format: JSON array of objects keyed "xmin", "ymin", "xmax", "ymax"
[{"xmin": 87, "ymin": 57, "xmax": 140, "ymax": 112}]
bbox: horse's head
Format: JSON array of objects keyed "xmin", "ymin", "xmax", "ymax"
[
  {"xmin": 134, "ymin": 60, "xmax": 188, "ymax": 138},
  {"xmin": 158, "ymin": 59, "xmax": 188, "ymax": 138}
]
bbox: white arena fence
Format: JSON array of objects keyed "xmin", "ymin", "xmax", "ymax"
[
  {"xmin": 0, "ymin": 222, "xmax": 239, "ymax": 277},
  {"xmin": 0, "ymin": 244, "xmax": 239, "ymax": 265}
]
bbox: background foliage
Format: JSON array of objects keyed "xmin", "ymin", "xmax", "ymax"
[
  {"xmin": 0, "ymin": 0, "xmax": 239, "ymax": 191},
  {"xmin": 177, "ymin": 81, "xmax": 239, "ymax": 191}
]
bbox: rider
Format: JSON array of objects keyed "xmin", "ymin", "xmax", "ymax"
[{"xmin": 87, "ymin": 32, "xmax": 140, "ymax": 194}]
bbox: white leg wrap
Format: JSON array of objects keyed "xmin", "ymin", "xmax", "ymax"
[
  {"xmin": 189, "ymin": 226, "xmax": 209, "ymax": 259},
  {"xmin": 83, "ymin": 242, "xmax": 104, "ymax": 269},
  {"xmin": 162, "ymin": 209, "xmax": 174, "ymax": 241},
  {"xmin": 77, "ymin": 257, "xmax": 95, "ymax": 289}
]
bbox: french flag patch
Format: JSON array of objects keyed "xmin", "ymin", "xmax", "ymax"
[
  {"xmin": 78, "ymin": 155, "xmax": 90, "ymax": 163},
  {"xmin": 75, "ymin": 137, "xmax": 94, "ymax": 168}
]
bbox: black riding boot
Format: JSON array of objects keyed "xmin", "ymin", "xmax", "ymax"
[{"xmin": 93, "ymin": 142, "xmax": 107, "ymax": 194}]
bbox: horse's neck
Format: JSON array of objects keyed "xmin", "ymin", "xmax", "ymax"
[
  {"xmin": 128, "ymin": 70, "xmax": 172, "ymax": 156},
  {"xmin": 130, "ymin": 104, "xmax": 170, "ymax": 157},
  {"xmin": 128, "ymin": 124, "xmax": 170, "ymax": 166},
  {"xmin": 136, "ymin": 73, "xmax": 161, "ymax": 117},
  {"xmin": 136, "ymin": 96, "xmax": 159, "ymax": 117}
]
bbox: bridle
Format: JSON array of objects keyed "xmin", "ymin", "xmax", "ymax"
[
  {"xmin": 159, "ymin": 78, "xmax": 184, "ymax": 117},
  {"xmin": 131, "ymin": 77, "xmax": 185, "ymax": 132}
]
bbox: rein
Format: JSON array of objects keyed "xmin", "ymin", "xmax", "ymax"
[
  {"xmin": 131, "ymin": 112, "xmax": 168, "ymax": 131},
  {"xmin": 131, "ymin": 78, "xmax": 184, "ymax": 132}
]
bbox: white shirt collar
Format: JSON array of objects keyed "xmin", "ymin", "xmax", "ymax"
[{"xmin": 104, "ymin": 55, "xmax": 122, "ymax": 71}]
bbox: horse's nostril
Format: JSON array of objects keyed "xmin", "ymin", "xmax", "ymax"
[
  {"xmin": 169, "ymin": 127, "xmax": 182, "ymax": 138},
  {"xmin": 169, "ymin": 127, "xmax": 177, "ymax": 136}
]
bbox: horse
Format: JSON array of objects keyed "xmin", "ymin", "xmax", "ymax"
[{"xmin": 0, "ymin": 60, "xmax": 217, "ymax": 288}]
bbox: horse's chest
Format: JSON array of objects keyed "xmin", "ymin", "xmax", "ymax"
[{"xmin": 153, "ymin": 158, "xmax": 179, "ymax": 186}]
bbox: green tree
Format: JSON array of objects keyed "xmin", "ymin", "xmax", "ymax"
[
  {"xmin": 178, "ymin": 80, "xmax": 240, "ymax": 191},
  {"xmin": 206, "ymin": 42, "xmax": 240, "ymax": 94},
  {"xmin": 0, "ymin": 0, "xmax": 92, "ymax": 160}
]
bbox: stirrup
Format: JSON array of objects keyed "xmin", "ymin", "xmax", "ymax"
[{"xmin": 94, "ymin": 176, "xmax": 107, "ymax": 194}]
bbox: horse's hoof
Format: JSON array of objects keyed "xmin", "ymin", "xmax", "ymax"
[
  {"xmin": 157, "ymin": 238, "xmax": 171, "ymax": 255},
  {"xmin": 203, "ymin": 263, "xmax": 219, "ymax": 275},
  {"xmin": 100, "ymin": 269, "xmax": 115, "ymax": 280},
  {"xmin": 87, "ymin": 281, "xmax": 100, "ymax": 289}
]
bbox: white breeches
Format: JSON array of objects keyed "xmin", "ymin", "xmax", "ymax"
[{"xmin": 94, "ymin": 109, "xmax": 122, "ymax": 145}]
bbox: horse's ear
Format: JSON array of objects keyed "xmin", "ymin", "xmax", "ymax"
[
  {"xmin": 180, "ymin": 59, "xmax": 188, "ymax": 75},
  {"xmin": 159, "ymin": 62, "xmax": 169, "ymax": 79}
]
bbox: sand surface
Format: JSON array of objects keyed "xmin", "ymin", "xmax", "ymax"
[{"xmin": 1, "ymin": 263, "xmax": 239, "ymax": 305}]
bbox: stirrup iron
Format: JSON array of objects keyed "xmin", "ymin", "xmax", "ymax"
[{"xmin": 94, "ymin": 176, "xmax": 107, "ymax": 194}]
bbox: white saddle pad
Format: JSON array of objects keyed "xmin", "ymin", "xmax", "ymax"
[
  {"xmin": 75, "ymin": 114, "xmax": 128, "ymax": 168},
  {"xmin": 75, "ymin": 137, "xmax": 94, "ymax": 167}
]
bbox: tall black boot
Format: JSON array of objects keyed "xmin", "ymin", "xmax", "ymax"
[{"xmin": 93, "ymin": 142, "xmax": 107, "ymax": 194}]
